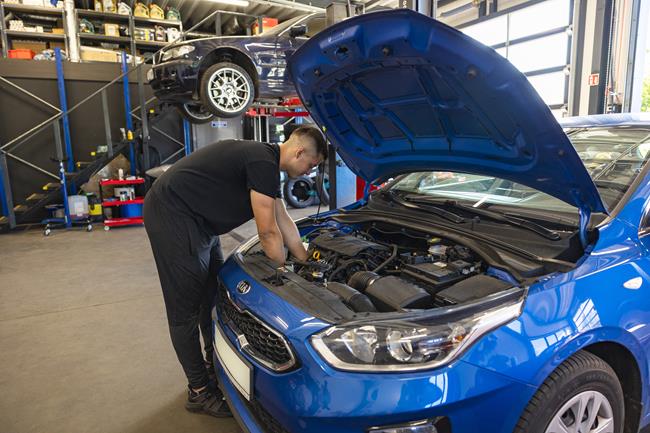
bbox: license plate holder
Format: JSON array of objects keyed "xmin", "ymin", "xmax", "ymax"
[{"xmin": 213, "ymin": 317, "xmax": 253, "ymax": 401}]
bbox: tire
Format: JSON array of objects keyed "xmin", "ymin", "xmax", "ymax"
[
  {"xmin": 200, "ymin": 62, "xmax": 255, "ymax": 118},
  {"xmin": 514, "ymin": 351, "xmax": 624, "ymax": 433},
  {"xmin": 315, "ymin": 171, "xmax": 330, "ymax": 205},
  {"xmin": 176, "ymin": 103, "xmax": 215, "ymax": 124},
  {"xmin": 283, "ymin": 175, "xmax": 316, "ymax": 208}
]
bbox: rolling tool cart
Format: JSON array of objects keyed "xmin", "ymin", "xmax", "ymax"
[{"xmin": 99, "ymin": 177, "xmax": 145, "ymax": 230}]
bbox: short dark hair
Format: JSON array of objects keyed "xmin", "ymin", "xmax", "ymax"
[{"xmin": 291, "ymin": 125, "xmax": 327, "ymax": 159}]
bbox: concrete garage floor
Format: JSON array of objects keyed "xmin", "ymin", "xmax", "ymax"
[{"xmin": 0, "ymin": 205, "xmax": 324, "ymax": 433}]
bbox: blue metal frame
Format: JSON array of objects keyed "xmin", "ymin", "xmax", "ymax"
[
  {"xmin": 57, "ymin": 159, "xmax": 71, "ymax": 228},
  {"xmin": 0, "ymin": 158, "xmax": 8, "ymax": 217},
  {"xmin": 121, "ymin": 52, "xmax": 137, "ymax": 176},
  {"xmin": 54, "ymin": 48, "xmax": 76, "ymax": 194},
  {"xmin": 183, "ymin": 119, "xmax": 192, "ymax": 156}
]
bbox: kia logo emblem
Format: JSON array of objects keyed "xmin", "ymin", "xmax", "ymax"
[{"xmin": 236, "ymin": 280, "xmax": 251, "ymax": 295}]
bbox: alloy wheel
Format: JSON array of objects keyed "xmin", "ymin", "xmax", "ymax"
[
  {"xmin": 545, "ymin": 390, "xmax": 614, "ymax": 433},
  {"xmin": 207, "ymin": 67, "xmax": 252, "ymax": 114}
]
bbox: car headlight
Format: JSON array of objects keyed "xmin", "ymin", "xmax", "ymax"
[
  {"xmin": 161, "ymin": 44, "xmax": 195, "ymax": 61},
  {"xmin": 311, "ymin": 298, "xmax": 523, "ymax": 372}
]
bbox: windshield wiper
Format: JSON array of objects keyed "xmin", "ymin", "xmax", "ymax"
[
  {"xmin": 404, "ymin": 195, "xmax": 562, "ymax": 241},
  {"xmin": 378, "ymin": 190, "xmax": 465, "ymax": 224}
]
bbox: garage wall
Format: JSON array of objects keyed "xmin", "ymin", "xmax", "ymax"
[{"xmin": 0, "ymin": 58, "xmax": 183, "ymax": 216}]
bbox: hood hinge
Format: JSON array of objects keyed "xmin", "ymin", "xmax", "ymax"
[{"xmin": 579, "ymin": 207, "xmax": 591, "ymax": 248}]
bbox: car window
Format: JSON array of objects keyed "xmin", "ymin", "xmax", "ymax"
[
  {"xmin": 304, "ymin": 16, "xmax": 327, "ymax": 37},
  {"xmin": 568, "ymin": 127, "xmax": 650, "ymax": 210},
  {"xmin": 388, "ymin": 126, "xmax": 650, "ymax": 215}
]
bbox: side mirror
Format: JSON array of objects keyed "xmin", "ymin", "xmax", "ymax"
[{"xmin": 289, "ymin": 24, "xmax": 308, "ymax": 38}]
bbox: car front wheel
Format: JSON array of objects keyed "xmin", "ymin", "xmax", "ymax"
[
  {"xmin": 514, "ymin": 351, "xmax": 624, "ymax": 433},
  {"xmin": 176, "ymin": 103, "xmax": 215, "ymax": 124},
  {"xmin": 200, "ymin": 62, "xmax": 255, "ymax": 118}
]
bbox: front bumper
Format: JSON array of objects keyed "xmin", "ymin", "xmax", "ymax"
[
  {"xmin": 148, "ymin": 59, "xmax": 198, "ymax": 102},
  {"xmin": 212, "ymin": 307, "xmax": 535, "ymax": 433}
]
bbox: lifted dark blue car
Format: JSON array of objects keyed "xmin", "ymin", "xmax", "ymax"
[{"xmin": 148, "ymin": 13, "xmax": 326, "ymax": 123}]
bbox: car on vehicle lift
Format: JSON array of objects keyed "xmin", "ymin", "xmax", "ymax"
[
  {"xmin": 147, "ymin": 13, "xmax": 327, "ymax": 123},
  {"xmin": 210, "ymin": 10, "xmax": 650, "ymax": 433}
]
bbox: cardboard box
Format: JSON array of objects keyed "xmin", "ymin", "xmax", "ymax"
[
  {"xmin": 104, "ymin": 23, "xmax": 120, "ymax": 37},
  {"xmin": 52, "ymin": 28, "xmax": 65, "ymax": 34},
  {"xmin": 49, "ymin": 41, "xmax": 65, "ymax": 51},
  {"xmin": 80, "ymin": 46, "xmax": 119, "ymax": 62},
  {"xmin": 11, "ymin": 40, "xmax": 47, "ymax": 53}
]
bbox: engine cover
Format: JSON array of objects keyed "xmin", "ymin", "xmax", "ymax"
[{"xmin": 310, "ymin": 232, "xmax": 388, "ymax": 256}]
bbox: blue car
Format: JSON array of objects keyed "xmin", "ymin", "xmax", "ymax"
[
  {"xmin": 148, "ymin": 13, "xmax": 326, "ymax": 123},
  {"xmin": 212, "ymin": 10, "xmax": 650, "ymax": 433}
]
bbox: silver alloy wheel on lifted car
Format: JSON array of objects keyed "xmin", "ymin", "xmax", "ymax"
[
  {"xmin": 202, "ymin": 63, "xmax": 254, "ymax": 117},
  {"xmin": 545, "ymin": 390, "xmax": 614, "ymax": 433}
]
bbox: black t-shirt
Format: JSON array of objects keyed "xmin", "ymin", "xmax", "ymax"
[{"xmin": 152, "ymin": 139, "xmax": 281, "ymax": 235}]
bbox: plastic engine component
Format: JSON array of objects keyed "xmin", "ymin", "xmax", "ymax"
[
  {"xmin": 401, "ymin": 261, "xmax": 477, "ymax": 292},
  {"xmin": 365, "ymin": 276, "xmax": 432, "ymax": 311},
  {"xmin": 435, "ymin": 275, "xmax": 512, "ymax": 305},
  {"xmin": 347, "ymin": 271, "xmax": 380, "ymax": 291},
  {"xmin": 347, "ymin": 272, "xmax": 432, "ymax": 311},
  {"xmin": 310, "ymin": 233, "xmax": 388, "ymax": 256},
  {"xmin": 325, "ymin": 282, "xmax": 377, "ymax": 312}
]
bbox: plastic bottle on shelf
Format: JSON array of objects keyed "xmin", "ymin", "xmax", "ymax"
[{"xmin": 103, "ymin": 0, "xmax": 116, "ymax": 13}]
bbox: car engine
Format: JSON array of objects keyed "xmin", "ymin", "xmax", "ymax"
[{"xmin": 286, "ymin": 225, "xmax": 512, "ymax": 313}]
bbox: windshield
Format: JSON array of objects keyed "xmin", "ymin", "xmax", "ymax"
[
  {"xmin": 259, "ymin": 15, "xmax": 308, "ymax": 37},
  {"xmin": 388, "ymin": 126, "xmax": 650, "ymax": 214}
]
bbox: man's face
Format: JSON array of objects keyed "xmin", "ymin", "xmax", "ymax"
[{"xmin": 286, "ymin": 143, "xmax": 323, "ymax": 178}]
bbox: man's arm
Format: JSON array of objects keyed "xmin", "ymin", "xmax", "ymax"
[
  {"xmin": 250, "ymin": 190, "xmax": 285, "ymax": 265},
  {"xmin": 274, "ymin": 198, "xmax": 308, "ymax": 262}
]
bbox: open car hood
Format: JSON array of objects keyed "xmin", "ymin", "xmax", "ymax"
[{"xmin": 288, "ymin": 9, "xmax": 607, "ymax": 214}]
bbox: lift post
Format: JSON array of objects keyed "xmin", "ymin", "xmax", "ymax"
[
  {"xmin": 54, "ymin": 48, "xmax": 76, "ymax": 194},
  {"xmin": 121, "ymin": 52, "xmax": 137, "ymax": 175}
]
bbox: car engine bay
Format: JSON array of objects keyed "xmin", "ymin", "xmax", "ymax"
[{"xmin": 240, "ymin": 221, "xmax": 516, "ymax": 316}]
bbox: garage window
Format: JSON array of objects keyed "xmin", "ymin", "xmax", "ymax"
[{"xmin": 460, "ymin": 0, "xmax": 573, "ymax": 117}]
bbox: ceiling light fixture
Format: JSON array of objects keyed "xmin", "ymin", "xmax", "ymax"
[{"xmin": 206, "ymin": 0, "xmax": 251, "ymax": 7}]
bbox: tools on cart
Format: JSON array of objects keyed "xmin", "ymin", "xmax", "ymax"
[{"xmin": 99, "ymin": 176, "xmax": 145, "ymax": 230}]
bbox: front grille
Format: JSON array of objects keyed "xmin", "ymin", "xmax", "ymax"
[
  {"xmin": 216, "ymin": 285, "xmax": 296, "ymax": 371},
  {"xmin": 244, "ymin": 399, "xmax": 291, "ymax": 433}
]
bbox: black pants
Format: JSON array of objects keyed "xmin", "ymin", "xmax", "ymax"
[{"xmin": 143, "ymin": 189, "xmax": 223, "ymax": 389}]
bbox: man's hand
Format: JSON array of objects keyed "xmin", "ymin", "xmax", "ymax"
[
  {"xmin": 251, "ymin": 190, "xmax": 285, "ymax": 265},
  {"xmin": 274, "ymin": 198, "xmax": 308, "ymax": 261}
]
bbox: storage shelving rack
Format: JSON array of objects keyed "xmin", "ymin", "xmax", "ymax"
[
  {"xmin": 75, "ymin": 8, "xmax": 182, "ymax": 62},
  {"xmin": 133, "ymin": 13, "xmax": 182, "ymax": 50},
  {"xmin": 75, "ymin": 8, "xmax": 133, "ymax": 62},
  {"xmin": 0, "ymin": 3, "xmax": 182, "ymax": 61},
  {"xmin": 99, "ymin": 177, "xmax": 145, "ymax": 230},
  {"xmin": 0, "ymin": 2, "xmax": 70, "ymax": 58}
]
